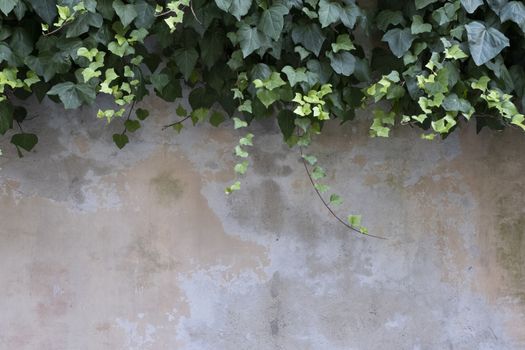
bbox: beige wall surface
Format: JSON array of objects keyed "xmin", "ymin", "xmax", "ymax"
[{"xmin": 0, "ymin": 96, "xmax": 524, "ymax": 349}]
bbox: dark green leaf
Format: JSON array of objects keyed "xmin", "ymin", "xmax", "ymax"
[
  {"xmin": 415, "ymin": 0, "xmax": 438, "ymax": 9},
  {"xmin": 66, "ymin": 12, "xmax": 103, "ymax": 38},
  {"xmin": 327, "ymin": 51, "xmax": 356, "ymax": 76},
  {"xmin": 112, "ymin": 133, "xmax": 129, "ymax": 149},
  {"xmin": 238, "ymin": 25, "xmax": 265, "ymax": 57},
  {"xmin": 382, "ymin": 28, "xmax": 414, "ymax": 58},
  {"xmin": 124, "ymin": 120, "xmax": 140, "ymax": 132},
  {"xmin": 215, "ymin": 0, "xmax": 252, "ymax": 20},
  {"xmin": 500, "ymin": 1, "xmax": 525, "ymax": 32},
  {"xmin": 0, "ymin": 0, "xmax": 18, "ymax": 15},
  {"xmin": 28, "ymin": 0, "xmax": 57, "ymax": 24},
  {"xmin": 291, "ymin": 23, "xmax": 326, "ymax": 56},
  {"xmin": 11, "ymin": 133, "xmax": 38, "ymax": 152},
  {"xmin": 258, "ymin": 4, "xmax": 288, "ymax": 40},
  {"xmin": 0, "ymin": 101, "xmax": 14, "ymax": 135},
  {"xmin": 318, "ymin": 0, "xmax": 342, "ymax": 28},
  {"xmin": 174, "ymin": 48, "xmax": 198, "ymax": 80},
  {"xmin": 113, "ymin": 0, "xmax": 137, "ymax": 27},
  {"xmin": 136, "ymin": 108, "xmax": 149, "ymax": 120}
]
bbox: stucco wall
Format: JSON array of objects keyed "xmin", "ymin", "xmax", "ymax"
[{"xmin": 0, "ymin": 95, "xmax": 524, "ymax": 349}]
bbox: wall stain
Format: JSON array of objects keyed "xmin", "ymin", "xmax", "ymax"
[{"xmin": 150, "ymin": 171, "xmax": 184, "ymax": 204}]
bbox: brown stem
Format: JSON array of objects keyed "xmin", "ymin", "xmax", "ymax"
[
  {"xmin": 299, "ymin": 145, "xmax": 387, "ymax": 240},
  {"xmin": 162, "ymin": 115, "xmax": 191, "ymax": 130}
]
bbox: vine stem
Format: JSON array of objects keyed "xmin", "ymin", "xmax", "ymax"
[
  {"xmin": 299, "ymin": 145, "xmax": 387, "ymax": 240},
  {"xmin": 162, "ymin": 115, "xmax": 191, "ymax": 130},
  {"xmin": 120, "ymin": 100, "xmax": 136, "ymax": 135}
]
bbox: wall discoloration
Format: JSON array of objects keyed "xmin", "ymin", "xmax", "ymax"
[{"xmin": 0, "ymin": 97, "xmax": 524, "ymax": 349}]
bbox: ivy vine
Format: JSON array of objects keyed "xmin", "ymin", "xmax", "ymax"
[{"xmin": 0, "ymin": 0, "xmax": 524, "ymax": 237}]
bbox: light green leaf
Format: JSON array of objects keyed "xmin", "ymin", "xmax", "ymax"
[
  {"xmin": 234, "ymin": 161, "xmax": 249, "ymax": 174},
  {"xmin": 382, "ymin": 28, "xmax": 414, "ymax": 58},
  {"xmin": 312, "ymin": 166, "xmax": 326, "ymax": 180},
  {"xmin": 331, "ymin": 34, "xmax": 355, "ymax": 53},
  {"xmin": 225, "ymin": 181, "xmax": 241, "ymax": 194},
  {"xmin": 347, "ymin": 214, "xmax": 361, "ymax": 227},
  {"xmin": 411, "ymin": 15, "xmax": 432, "ymax": 34},
  {"xmin": 465, "ymin": 21, "xmax": 509, "ymax": 66},
  {"xmin": 329, "ymin": 194, "xmax": 343, "ymax": 205},
  {"xmin": 235, "ymin": 145, "xmax": 249, "ymax": 158},
  {"xmin": 445, "ymin": 45, "xmax": 468, "ymax": 60},
  {"xmin": 302, "ymin": 154, "xmax": 318, "ymax": 165},
  {"xmin": 233, "ymin": 117, "xmax": 248, "ymax": 129}
]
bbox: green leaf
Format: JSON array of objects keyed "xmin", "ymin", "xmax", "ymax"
[
  {"xmin": 176, "ymin": 105, "xmax": 187, "ymax": 116},
  {"xmin": 465, "ymin": 21, "xmax": 510, "ymax": 66},
  {"xmin": 124, "ymin": 119, "xmax": 140, "ymax": 132},
  {"xmin": 331, "ymin": 34, "xmax": 355, "ymax": 53},
  {"xmin": 415, "ymin": 0, "xmax": 438, "ymax": 9},
  {"xmin": 0, "ymin": 0, "xmax": 17, "ymax": 15},
  {"xmin": 314, "ymin": 183, "xmax": 329, "ymax": 193},
  {"xmin": 318, "ymin": 0, "xmax": 342, "ymax": 28},
  {"xmin": 113, "ymin": 0, "xmax": 138, "ymax": 27},
  {"xmin": 312, "ymin": 166, "xmax": 326, "ymax": 180},
  {"xmin": 347, "ymin": 214, "xmax": 361, "ymax": 227},
  {"xmin": 0, "ymin": 101, "xmax": 13, "ymax": 135},
  {"xmin": 234, "ymin": 161, "xmax": 249, "ymax": 174},
  {"xmin": 11, "ymin": 133, "xmax": 38, "ymax": 152},
  {"xmin": 411, "ymin": 15, "xmax": 432, "ymax": 34},
  {"xmin": 442, "ymin": 93, "xmax": 473, "ymax": 114},
  {"xmin": 302, "ymin": 154, "xmax": 318, "ymax": 165},
  {"xmin": 215, "ymin": 0, "xmax": 252, "ymax": 20},
  {"xmin": 460, "ymin": 0, "xmax": 483, "ymax": 13},
  {"xmin": 47, "ymin": 82, "xmax": 95, "ymax": 109},
  {"xmin": 486, "ymin": 0, "xmax": 508, "ymax": 14},
  {"xmin": 376, "ymin": 10, "xmax": 405, "ymax": 31},
  {"xmin": 382, "ymin": 28, "xmax": 414, "ymax": 58},
  {"xmin": 233, "ymin": 117, "xmax": 248, "ymax": 129},
  {"xmin": 328, "ymin": 51, "xmax": 356, "ymax": 76},
  {"xmin": 238, "ymin": 25, "xmax": 265, "ymax": 57},
  {"xmin": 174, "ymin": 48, "xmax": 198, "ymax": 81},
  {"xmin": 500, "ymin": 1, "xmax": 525, "ymax": 33},
  {"xmin": 258, "ymin": 4, "xmax": 288, "ymax": 40},
  {"xmin": 112, "ymin": 133, "xmax": 129, "ymax": 149},
  {"xmin": 329, "ymin": 194, "xmax": 343, "ymax": 205},
  {"xmin": 291, "ymin": 23, "xmax": 326, "ymax": 56},
  {"xmin": 225, "ymin": 181, "xmax": 241, "ymax": 194},
  {"xmin": 136, "ymin": 108, "xmax": 149, "ymax": 120},
  {"xmin": 282, "ymin": 66, "xmax": 308, "ymax": 87},
  {"xmin": 235, "ymin": 145, "xmax": 249, "ymax": 158},
  {"xmin": 27, "ymin": 0, "xmax": 57, "ymax": 24},
  {"xmin": 445, "ymin": 45, "xmax": 468, "ymax": 60},
  {"xmin": 209, "ymin": 111, "xmax": 225, "ymax": 126},
  {"xmin": 150, "ymin": 73, "xmax": 169, "ymax": 93},
  {"xmin": 67, "ymin": 12, "xmax": 104, "ymax": 38},
  {"xmin": 256, "ymin": 89, "xmax": 279, "ymax": 108}
]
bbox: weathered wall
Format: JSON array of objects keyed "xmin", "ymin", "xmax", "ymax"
[{"xmin": 0, "ymin": 95, "xmax": 524, "ymax": 349}]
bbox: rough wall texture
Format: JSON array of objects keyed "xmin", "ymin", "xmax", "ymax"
[{"xmin": 0, "ymin": 95, "xmax": 524, "ymax": 349}]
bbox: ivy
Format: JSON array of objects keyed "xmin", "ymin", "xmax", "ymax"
[{"xmin": 0, "ymin": 0, "xmax": 525, "ymax": 238}]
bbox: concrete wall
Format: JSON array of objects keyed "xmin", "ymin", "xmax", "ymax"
[{"xmin": 0, "ymin": 95, "xmax": 524, "ymax": 349}]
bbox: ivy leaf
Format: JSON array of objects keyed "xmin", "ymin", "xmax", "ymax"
[
  {"xmin": 411, "ymin": 15, "xmax": 432, "ymax": 34},
  {"xmin": 66, "ymin": 12, "xmax": 103, "ymax": 38},
  {"xmin": 291, "ymin": 23, "xmax": 326, "ymax": 56},
  {"xmin": 258, "ymin": 4, "xmax": 288, "ymax": 40},
  {"xmin": 11, "ymin": 133, "xmax": 38, "ymax": 152},
  {"xmin": 442, "ymin": 93, "xmax": 473, "ymax": 114},
  {"xmin": 486, "ymin": 0, "xmax": 508, "ymax": 14},
  {"xmin": 0, "ymin": 0, "xmax": 17, "ymax": 15},
  {"xmin": 233, "ymin": 117, "xmax": 248, "ymax": 129},
  {"xmin": 465, "ymin": 21, "xmax": 509, "ymax": 66},
  {"xmin": 124, "ymin": 120, "xmax": 141, "ymax": 132},
  {"xmin": 234, "ymin": 161, "xmax": 249, "ymax": 174},
  {"xmin": 215, "ymin": 0, "xmax": 252, "ymax": 20},
  {"xmin": 318, "ymin": 0, "xmax": 342, "ymax": 28},
  {"xmin": 174, "ymin": 48, "xmax": 198, "ymax": 81},
  {"xmin": 0, "ymin": 101, "xmax": 13, "ymax": 135},
  {"xmin": 500, "ymin": 1, "xmax": 525, "ymax": 33},
  {"xmin": 112, "ymin": 133, "xmax": 129, "ymax": 149},
  {"xmin": 340, "ymin": 1, "xmax": 359, "ymax": 28},
  {"xmin": 460, "ymin": 0, "xmax": 483, "ymax": 13},
  {"xmin": 302, "ymin": 154, "xmax": 317, "ymax": 165},
  {"xmin": 27, "ymin": 0, "xmax": 56, "ymax": 24},
  {"xmin": 331, "ymin": 34, "xmax": 355, "ymax": 53},
  {"xmin": 256, "ymin": 89, "xmax": 279, "ymax": 108},
  {"xmin": 347, "ymin": 214, "xmax": 361, "ymax": 227},
  {"xmin": 329, "ymin": 194, "xmax": 343, "ymax": 205},
  {"xmin": 312, "ymin": 166, "xmax": 326, "ymax": 180},
  {"xmin": 382, "ymin": 28, "xmax": 414, "ymax": 58},
  {"xmin": 47, "ymin": 82, "xmax": 95, "ymax": 109},
  {"xmin": 113, "ymin": 0, "xmax": 138, "ymax": 27},
  {"xmin": 327, "ymin": 51, "xmax": 356, "ymax": 76},
  {"xmin": 415, "ymin": 0, "xmax": 438, "ymax": 9},
  {"xmin": 282, "ymin": 66, "xmax": 308, "ymax": 87},
  {"xmin": 238, "ymin": 25, "xmax": 264, "ymax": 57},
  {"xmin": 136, "ymin": 108, "xmax": 149, "ymax": 120},
  {"xmin": 209, "ymin": 111, "xmax": 225, "ymax": 126},
  {"xmin": 376, "ymin": 10, "xmax": 405, "ymax": 31}
]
